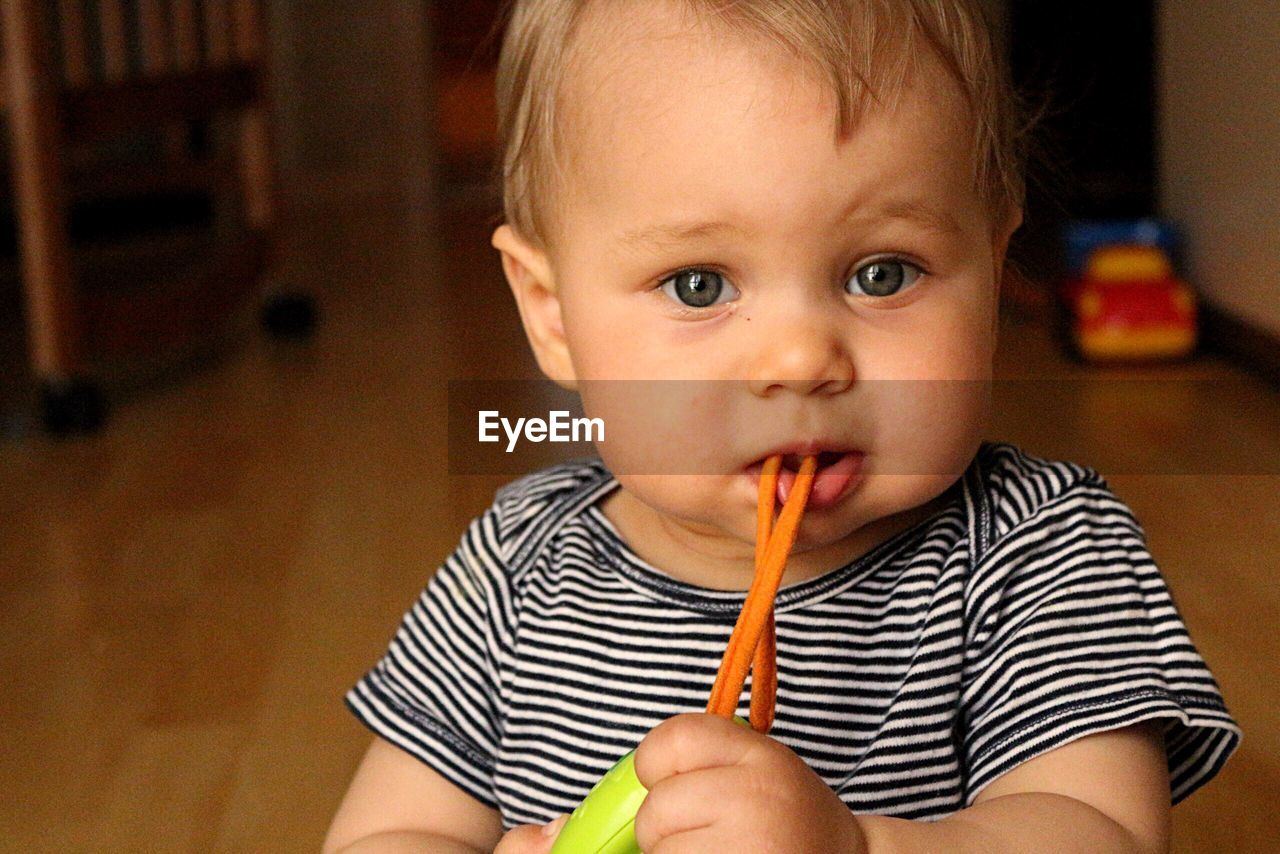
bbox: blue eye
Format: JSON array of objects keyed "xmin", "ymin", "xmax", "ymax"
[
  {"xmin": 846, "ymin": 259, "xmax": 923, "ymax": 297},
  {"xmin": 659, "ymin": 269, "xmax": 739, "ymax": 308}
]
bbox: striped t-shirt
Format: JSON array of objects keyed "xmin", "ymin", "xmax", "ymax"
[{"xmin": 347, "ymin": 442, "xmax": 1241, "ymax": 828}]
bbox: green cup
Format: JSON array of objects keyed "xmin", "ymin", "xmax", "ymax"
[
  {"xmin": 549, "ymin": 717, "xmax": 749, "ymax": 853},
  {"xmin": 548, "ymin": 748, "xmax": 646, "ymax": 854}
]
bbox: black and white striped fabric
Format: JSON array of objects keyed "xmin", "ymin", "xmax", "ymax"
[{"xmin": 347, "ymin": 443, "xmax": 1240, "ymax": 828}]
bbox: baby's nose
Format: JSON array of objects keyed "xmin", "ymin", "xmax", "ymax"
[{"xmin": 746, "ymin": 315, "xmax": 855, "ymax": 398}]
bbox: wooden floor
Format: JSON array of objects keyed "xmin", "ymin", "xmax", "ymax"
[{"xmin": 0, "ymin": 195, "xmax": 1276, "ymax": 852}]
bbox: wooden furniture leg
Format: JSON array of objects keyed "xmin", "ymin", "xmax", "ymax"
[{"xmin": 2, "ymin": 0, "xmax": 106, "ymax": 433}]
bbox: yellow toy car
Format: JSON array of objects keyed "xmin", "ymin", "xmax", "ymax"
[{"xmin": 1065, "ymin": 244, "xmax": 1197, "ymax": 361}]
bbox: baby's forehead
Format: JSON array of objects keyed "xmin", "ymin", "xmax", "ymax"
[
  {"xmin": 523, "ymin": 0, "xmax": 999, "ymax": 257},
  {"xmin": 555, "ymin": 1, "xmax": 971, "ymax": 165},
  {"xmin": 560, "ymin": 4, "xmax": 820, "ymax": 128}
]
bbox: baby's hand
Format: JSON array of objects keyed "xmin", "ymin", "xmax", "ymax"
[
  {"xmin": 493, "ymin": 815, "xmax": 568, "ymax": 854},
  {"xmin": 633, "ymin": 713, "xmax": 868, "ymax": 852}
]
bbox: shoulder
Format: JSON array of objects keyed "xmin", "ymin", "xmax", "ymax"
[
  {"xmin": 963, "ymin": 444, "xmax": 1157, "ymax": 641},
  {"xmin": 962, "ymin": 443, "xmax": 1152, "ymax": 619},
  {"xmin": 487, "ymin": 457, "xmax": 616, "ymax": 571},
  {"xmin": 968, "ymin": 442, "xmax": 1139, "ymax": 544},
  {"xmin": 411, "ymin": 459, "xmax": 614, "ymax": 637}
]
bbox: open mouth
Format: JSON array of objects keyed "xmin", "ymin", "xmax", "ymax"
[
  {"xmin": 780, "ymin": 451, "xmax": 845, "ymax": 472},
  {"xmin": 748, "ymin": 448, "xmax": 864, "ymax": 509}
]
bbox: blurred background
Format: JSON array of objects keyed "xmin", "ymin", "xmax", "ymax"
[{"xmin": 0, "ymin": 0, "xmax": 1276, "ymax": 850}]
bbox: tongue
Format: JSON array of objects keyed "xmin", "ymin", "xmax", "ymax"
[
  {"xmin": 777, "ymin": 453, "xmax": 859, "ymax": 508},
  {"xmin": 777, "ymin": 465, "xmax": 798, "ymax": 504}
]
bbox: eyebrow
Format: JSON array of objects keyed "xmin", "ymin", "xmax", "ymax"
[
  {"xmin": 618, "ymin": 219, "xmax": 745, "ymax": 249},
  {"xmin": 871, "ymin": 199, "xmax": 965, "ymax": 237},
  {"xmin": 617, "ymin": 196, "xmax": 964, "ymax": 250}
]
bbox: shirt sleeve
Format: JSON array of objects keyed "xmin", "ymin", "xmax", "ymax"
[
  {"xmin": 346, "ymin": 504, "xmax": 516, "ymax": 809},
  {"xmin": 960, "ymin": 475, "xmax": 1241, "ymax": 807}
]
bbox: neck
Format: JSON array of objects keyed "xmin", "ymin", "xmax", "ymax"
[{"xmin": 600, "ymin": 488, "xmax": 947, "ymax": 592}]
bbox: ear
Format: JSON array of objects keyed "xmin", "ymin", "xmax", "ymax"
[
  {"xmin": 988, "ymin": 207, "xmax": 1018, "ymax": 338},
  {"xmin": 492, "ymin": 224, "xmax": 578, "ymax": 389},
  {"xmin": 992, "ymin": 207, "xmax": 1023, "ymax": 285}
]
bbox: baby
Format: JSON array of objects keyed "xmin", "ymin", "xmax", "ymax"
[{"xmin": 325, "ymin": 1, "xmax": 1240, "ymax": 851}]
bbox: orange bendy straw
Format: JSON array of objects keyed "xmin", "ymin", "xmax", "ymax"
[{"xmin": 706, "ymin": 454, "xmax": 817, "ymax": 732}]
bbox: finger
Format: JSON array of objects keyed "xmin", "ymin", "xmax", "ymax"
[
  {"xmin": 633, "ymin": 764, "xmax": 745, "ymax": 852},
  {"xmin": 633, "ymin": 713, "xmax": 767, "ymax": 788},
  {"xmin": 541, "ymin": 814, "xmax": 569, "ymax": 843},
  {"xmin": 493, "ymin": 817, "xmax": 563, "ymax": 854},
  {"xmin": 492, "ymin": 825, "xmax": 540, "ymax": 854},
  {"xmin": 646, "ymin": 826, "xmax": 726, "ymax": 854}
]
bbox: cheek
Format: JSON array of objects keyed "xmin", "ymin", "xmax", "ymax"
[
  {"xmin": 558, "ymin": 275, "xmax": 750, "ymax": 381},
  {"xmin": 860, "ymin": 287, "xmax": 996, "ymax": 381},
  {"xmin": 559, "ymin": 296, "xmax": 608, "ymax": 374},
  {"xmin": 929, "ymin": 297, "xmax": 997, "ymax": 378},
  {"xmin": 562, "ymin": 300, "xmax": 658, "ymax": 380},
  {"xmin": 864, "ymin": 369, "xmax": 989, "ymax": 477},
  {"xmin": 614, "ymin": 473, "xmax": 751, "ymax": 536},
  {"xmin": 559, "ymin": 275, "xmax": 621, "ymax": 358},
  {"xmin": 580, "ymin": 380, "xmax": 736, "ymax": 476},
  {"xmin": 861, "ymin": 474, "xmax": 964, "ymax": 521}
]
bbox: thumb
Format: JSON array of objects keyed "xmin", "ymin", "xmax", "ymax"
[
  {"xmin": 540, "ymin": 814, "xmax": 570, "ymax": 844},
  {"xmin": 493, "ymin": 815, "xmax": 569, "ymax": 853}
]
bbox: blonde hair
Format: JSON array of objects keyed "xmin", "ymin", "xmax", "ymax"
[{"xmin": 494, "ymin": 0, "xmax": 1024, "ymax": 250}]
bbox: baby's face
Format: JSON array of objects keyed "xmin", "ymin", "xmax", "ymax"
[{"xmin": 504, "ymin": 2, "xmax": 1017, "ymax": 560}]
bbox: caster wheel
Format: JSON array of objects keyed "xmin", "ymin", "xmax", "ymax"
[
  {"xmin": 40, "ymin": 378, "xmax": 108, "ymax": 436},
  {"xmin": 261, "ymin": 292, "xmax": 318, "ymax": 340}
]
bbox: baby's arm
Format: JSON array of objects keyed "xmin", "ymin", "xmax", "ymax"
[
  {"xmin": 858, "ymin": 721, "xmax": 1171, "ymax": 853},
  {"xmin": 324, "ymin": 736, "xmax": 504, "ymax": 853}
]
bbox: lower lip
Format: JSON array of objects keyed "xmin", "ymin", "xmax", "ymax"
[{"xmin": 747, "ymin": 452, "xmax": 864, "ymax": 510}]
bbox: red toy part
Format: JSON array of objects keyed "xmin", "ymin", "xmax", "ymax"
[{"xmin": 1065, "ymin": 245, "xmax": 1198, "ymax": 361}]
